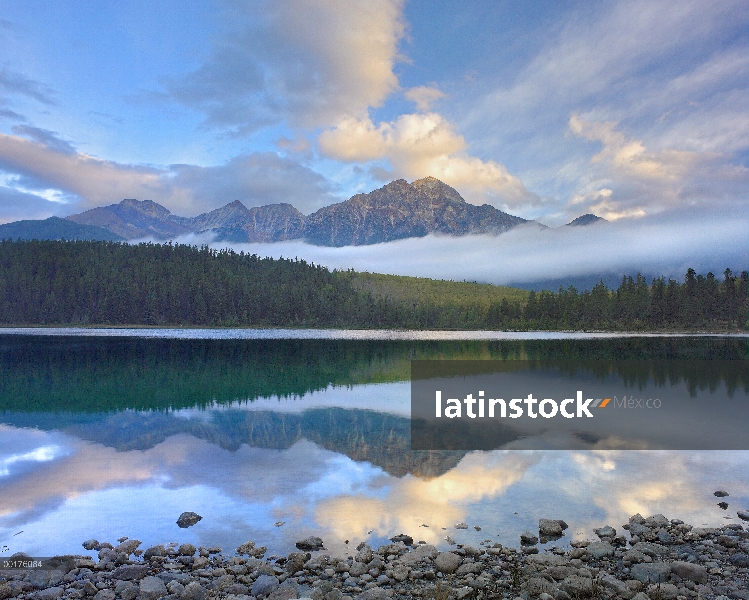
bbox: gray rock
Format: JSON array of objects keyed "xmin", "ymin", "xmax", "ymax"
[
  {"xmin": 356, "ymin": 589, "xmax": 388, "ymax": 600},
  {"xmin": 729, "ymin": 553, "xmax": 749, "ymax": 567},
  {"xmin": 93, "ymin": 591, "xmax": 115, "ymax": 600},
  {"xmin": 646, "ymin": 583, "xmax": 678, "ymax": 600},
  {"xmin": 623, "ymin": 549, "xmax": 647, "ymax": 564},
  {"xmin": 526, "ymin": 578, "xmax": 556, "ymax": 597},
  {"xmin": 0, "ymin": 583, "xmax": 11, "ymax": 600},
  {"xmin": 526, "ymin": 553, "xmax": 568, "ymax": 567},
  {"xmin": 140, "ymin": 576, "xmax": 168, "ymax": 600},
  {"xmin": 180, "ymin": 582, "xmax": 208, "ymax": 600},
  {"xmin": 631, "ymin": 593, "xmax": 650, "ymax": 600},
  {"xmin": 166, "ymin": 582, "xmax": 184, "ymax": 596},
  {"xmin": 586, "ymin": 541, "xmax": 614, "ymax": 558},
  {"xmin": 236, "ymin": 540, "xmax": 257, "ymax": 554},
  {"xmin": 656, "ymin": 528, "xmax": 673, "ymax": 544},
  {"xmin": 391, "ymin": 565, "xmax": 410, "ymax": 581},
  {"xmin": 630, "ymin": 562, "xmax": 671, "ymax": 584},
  {"xmin": 520, "ymin": 530, "xmax": 539, "ymax": 545},
  {"xmin": 644, "ymin": 514, "xmax": 669, "ymax": 528},
  {"xmin": 595, "ymin": 525, "xmax": 616, "ymax": 538},
  {"xmin": 598, "ymin": 574, "xmax": 635, "ymax": 600},
  {"xmin": 252, "ymin": 575, "xmax": 280, "ymax": 597},
  {"xmin": 399, "ymin": 544, "xmax": 437, "ymax": 566},
  {"xmin": 296, "ymin": 537, "xmax": 324, "ymax": 551},
  {"xmin": 670, "ymin": 561, "xmax": 707, "ymax": 583},
  {"xmin": 28, "ymin": 571, "xmax": 64, "ymax": 590},
  {"xmin": 389, "ymin": 534, "xmax": 413, "ymax": 545},
  {"xmin": 455, "ymin": 588, "xmax": 473, "ymax": 600},
  {"xmin": 268, "ymin": 584, "xmax": 299, "ymax": 600},
  {"xmin": 177, "ymin": 543, "xmax": 196, "ymax": 556},
  {"xmin": 176, "ymin": 512, "xmax": 202, "ymax": 528},
  {"xmin": 554, "ymin": 591, "xmax": 571, "ymax": 600},
  {"xmin": 628, "ymin": 523, "xmax": 650, "ymax": 536},
  {"xmin": 631, "ymin": 542, "xmax": 669, "ymax": 556},
  {"xmin": 539, "ymin": 519, "xmax": 564, "ymax": 537},
  {"xmin": 714, "ymin": 491, "xmax": 729, "ymax": 497},
  {"xmin": 560, "ymin": 575, "xmax": 593, "ymax": 597},
  {"xmin": 349, "ymin": 561, "xmax": 368, "ymax": 577},
  {"xmin": 456, "ymin": 562, "xmax": 482, "ymax": 576},
  {"xmin": 355, "ymin": 545, "xmax": 373, "ymax": 564},
  {"xmin": 36, "ymin": 588, "xmax": 64, "ymax": 600},
  {"xmin": 82, "ymin": 539, "xmax": 100, "ymax": 551},
  {"xmin": 144, "ymin": 545, "xmax": 166, "ymax": 558},
  {"xmin": 738, "ymin": 510, "xmax": 749, "ymax": 521},
  {"xmin": 114, "ymin": 539, "xmax": 141, "ymax": 555},
  {"xmin": 454, "ymin": 522, "xmax": 468, "ymax": 529},
  {"xmin": 111, "ymin": 564, "xmax": 149, "ymax": 580},
  {"xmin": 434, "ymin": 552, "xmax": 462, "ymax": 574}
]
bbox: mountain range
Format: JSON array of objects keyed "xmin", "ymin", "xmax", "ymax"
[{"xmin": 0, "ymin": 177, "xmax": 605, "ymax": 246}]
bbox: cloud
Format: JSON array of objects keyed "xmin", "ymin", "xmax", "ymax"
[
  {"xmin": 198, "ymin": 209, "xmax": 748, "ymax": 286},
  {"xmin": 319, "ymin": 113, "xmax": 537, "ymax": 209},
  {"xmin": 11, "ymin": 125, "xmax": 76, "ymax": 154},
  {"xmin": 315, "ymin": 451, "xmax": 539, "ymax": 544},
  {"xmin": 405, "ymin": 85, "xmax": 445, "ymax": 112},
  {"xmin": 168, "ymin": 154, "xmax": 337, "ymax": 215},
  {"xmin": 0, "ymin": 68, "xmax": 56, "ymax": 105},
  {"xmin": 168, "ymin": 0, "xmax": 406, "ymax": 134},
  {"xmin": 0, "ymin": 133, "xmax": 339, "ymax": 217},
  {"xmin": 0, "ymin": 186, "xmax": 68, "ymax": 224},
  {"xmin": 568, "ymin": 114, "xmax": 749, "ymax": 217},
  {"xmin": 460, "ymin": 0, "xmax": 748, "ymax": 217}
]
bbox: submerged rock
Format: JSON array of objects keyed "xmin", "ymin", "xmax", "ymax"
[{"xmin": 176, "ymin": 511, "xmax": 202, "ymax": 528}]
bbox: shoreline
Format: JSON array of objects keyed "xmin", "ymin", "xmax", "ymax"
[
  {"xmin": 2, "ymin": 514, "xmax": 747, "ymax": 600},
  {"xmin": 1, "ymin": 327, "xmax": 748, "ymax": 339}
]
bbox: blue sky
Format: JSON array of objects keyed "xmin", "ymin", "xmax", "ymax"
[{"xmin": 0, "ymin": 0, "xmax": 747, "ymax": 231}]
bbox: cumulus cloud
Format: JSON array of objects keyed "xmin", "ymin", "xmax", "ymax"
[
  {"xmin": 0, "ymin": 133, "xmax": 338, "ymax": 216},
  {"xmin": 168, "ymin": 0, "xmax": 405, "ymax": 134},
  {"xmin": 404, "ymin": 85, "xmax": 445, "ymax": 112},
  {"xmin": 199, "ymin": 209, "xmax": 747, "ymax": 286},
  {"xmin": 319, "ymin": 113, "xmax": 537, "ymax": 208}
]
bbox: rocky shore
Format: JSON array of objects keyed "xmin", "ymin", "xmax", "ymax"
[{"xmin": 2, "ymin": 513, "xmax": 747, "ymax": 600}]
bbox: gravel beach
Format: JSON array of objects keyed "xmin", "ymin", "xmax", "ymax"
[{"xmin": 2, "ymin": 512, "xmax": 747, "ymax": 600}]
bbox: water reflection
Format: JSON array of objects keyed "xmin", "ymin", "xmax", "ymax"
[{"xmin": 0, "ymin": 334, "xmax": 747, "ymax": 559}]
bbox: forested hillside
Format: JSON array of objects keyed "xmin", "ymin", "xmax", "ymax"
[{"xmin": 0, "ymin": 240, "xmax": 746, "ymax": 330}]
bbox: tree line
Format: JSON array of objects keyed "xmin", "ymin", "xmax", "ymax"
[{"xmin": 0, "ymin": 240, "xmax": 746, "ymax": 330}]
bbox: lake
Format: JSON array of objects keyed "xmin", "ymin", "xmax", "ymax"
[{"xmin": 1, "ymin": 330, "xmax": 747, "ymax": 560}]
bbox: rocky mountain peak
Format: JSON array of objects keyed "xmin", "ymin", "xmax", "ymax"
[
  {"xmin": 566, "ymin": 214, "xmax": 607, "ymax": 227},
  {"xmin": 411, "ymin": 176, "xmax": 465, "ymax": 204},
  {"xmin": 119, "ymin": 198, "xmax": 173, "ymax": 219}
]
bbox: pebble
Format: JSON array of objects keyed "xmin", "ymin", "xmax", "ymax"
[{"xmin": 1, "ymin": 514, "xmax": 747, "ymax": 600}]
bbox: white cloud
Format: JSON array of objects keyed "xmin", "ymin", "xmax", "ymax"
[
  {"xmin": 0, "ymin": 133, "xmax": 337, "ymax": 216},
  {"xmin": 404, "ymin": 85, "xmax": 445, "ymax": 112},
  {"xmin": 319, "ymin": 113, "xmax": 537, "ymax": 209},
  {"xmin": 168, "ymin": 0, "xmax": 406, "ymax": 133},
  {"xmin": 568, "ymin": 114, "xmax": 749, "ymax": 217}
]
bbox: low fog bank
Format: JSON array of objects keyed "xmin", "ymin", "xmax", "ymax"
[{"xmin": 170, "ymin": 209, "xmax": 747, "ymax": 290}]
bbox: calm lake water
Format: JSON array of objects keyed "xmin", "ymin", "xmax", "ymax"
[{"xmin": 1, "ymin": 330, "xmax": 747, "ymax": 559}]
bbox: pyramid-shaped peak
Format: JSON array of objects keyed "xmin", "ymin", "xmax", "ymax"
[{"xmin": 411, "ymin": 176, "xmax": 465, "ymax": 203}]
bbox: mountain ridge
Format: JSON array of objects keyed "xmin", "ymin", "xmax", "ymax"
[{"xmin": 3, "ymin": 177, "xmax": 603, "ymax": 245}]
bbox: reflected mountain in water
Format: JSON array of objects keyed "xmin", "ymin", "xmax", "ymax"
[{"xmin": 2, "ymin": 407, "xmax": 466, "ymax": 478}]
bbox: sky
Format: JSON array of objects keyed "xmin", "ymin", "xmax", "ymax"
[{"xmin": 0, "ymin": 0, "xmax": 746, "ymax": 280}]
